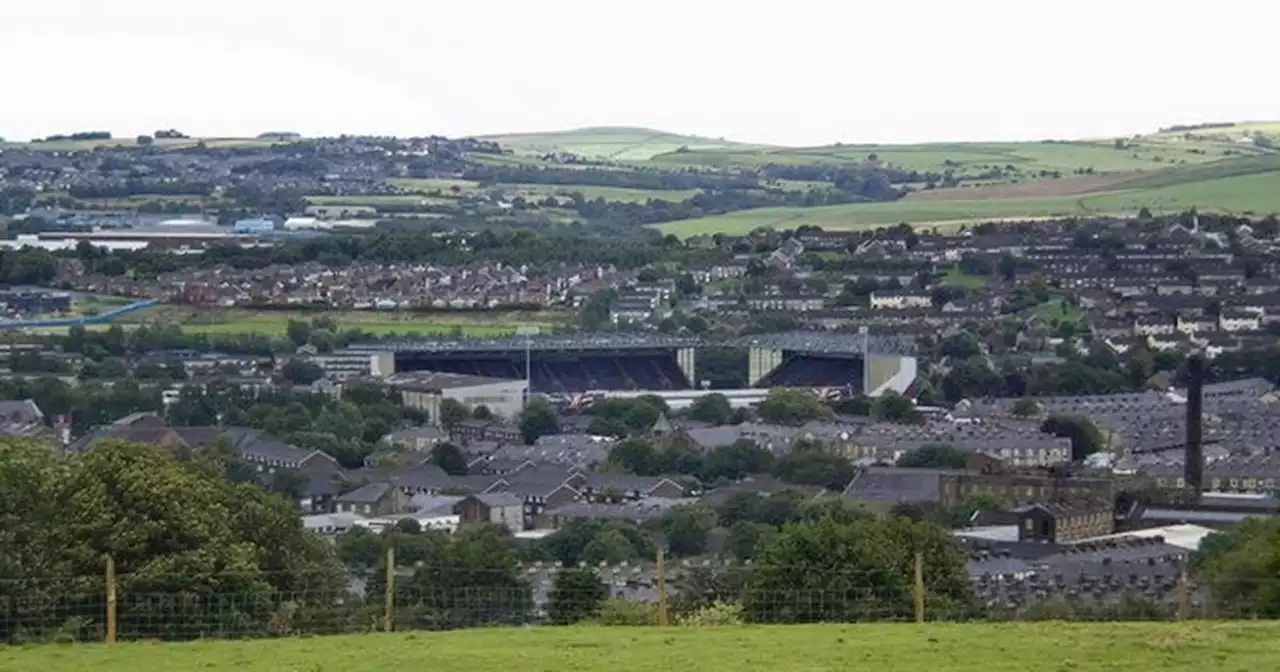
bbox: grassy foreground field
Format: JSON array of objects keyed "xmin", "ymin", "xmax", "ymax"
[{"xmin": 2, "ymin": 623, "xmax": 1276, "ymax": 672}]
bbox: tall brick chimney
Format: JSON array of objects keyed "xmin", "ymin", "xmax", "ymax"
[{"xmin": 1184, "ymin": 353, "xmax": 1205, "ymax": 493}]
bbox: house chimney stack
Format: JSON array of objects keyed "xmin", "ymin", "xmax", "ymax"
[{"xmin": 1184, "ymin": 353, "xmax": 1205, "ymax": 493}]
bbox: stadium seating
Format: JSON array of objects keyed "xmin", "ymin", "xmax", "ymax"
[
  {"xmin": 757, "ymin": 354, "xmax": 864, "ymax": 389},
  {"xmin": 397, "ymin": 352, "xmax": 692, "ymax": 393}
]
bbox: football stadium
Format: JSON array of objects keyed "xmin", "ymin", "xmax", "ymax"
[
  {"xmin": 366, "ymin": 334, "xmax": 698, "ymax": 394},
  {"xmin": 349, "ymin": 331, "xmax": 917, "ymax": 404}
]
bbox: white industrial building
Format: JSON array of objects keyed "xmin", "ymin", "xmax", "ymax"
[{"xmin": 382, "ymin": 371, "xmax": 528, "ymax": 424}]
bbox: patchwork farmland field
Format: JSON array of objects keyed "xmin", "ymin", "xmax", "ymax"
[
  {"xmin": 2, "ymin": 622, "xmax": 1276, "ymax": 672},
  {"xmin": 647, "ymin": 129, "xmax": 1275, "ymax": 175},
  {"xmin": 658, "ymin": 160, "xmax": 1280, "ymax": 237}
]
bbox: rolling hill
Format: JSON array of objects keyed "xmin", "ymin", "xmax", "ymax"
[
  {"xmin": 658, "ymin": 161, "xmax": 1280, "ymax": 237},
  {"xmin": 477, "ymin": 126, "xmax": 764, "ymax": 161}
]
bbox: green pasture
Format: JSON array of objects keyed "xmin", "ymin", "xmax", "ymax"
[
  {"xmin": 40, "ymin": 306, "xmax": 565, "ymax": 337},
  {"xmin": 1, "ymin": 622, "xmax": 1276, "ymax": 672},
  {"xmin": 390, "ymin": 178, "xmax": 698, "ymax": 204},
  {"xmin": 479, "ymin": 126, "xmax": 759, "ymax": 161},
  {"xmin": 154, "ymin": 308, "xmax": 563, "ymax": 337},
  {"xmin": 658, "ymin": 166, "xmax": 1280, "ymax": 237},
  {"xmin": 650, "ymin": 137, "xmax": 1269, "ymax": 175}
]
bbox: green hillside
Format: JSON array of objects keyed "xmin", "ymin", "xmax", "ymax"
[
  {"xmin": 659, "ymin": 164, "xmax": 1280, "ymax": 237},
  {"xmin": 4, "ymin": 622, "xmax": 1277, "ymax": 672},
  {"xmin": 478, "ymin": 126, "xmax": 762, "ymax": 161},
  {"xmin": 649, "ymin": 135, "xmax": 1273, "ymax": 176}
]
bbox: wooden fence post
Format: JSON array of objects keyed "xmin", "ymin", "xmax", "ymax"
[
  {"xmin": 656, "ymin": 547, "xmax": 669, "ymax": 626},
  {"xmin": 105, "ymin": 555, "xmax": 117, "ymax": 644},
  {"xmin": 1176, "ymin": 559, "xmax": 1190, "ymax": 620},
  {"xmin": 913, "ymin": 550, "xmax": 925, "ymax": 624},
  {"xmin": 383, "ymin": 545, "xmax": 396, "ymax": 633}
]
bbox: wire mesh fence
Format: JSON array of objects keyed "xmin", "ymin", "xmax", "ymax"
[{"xmin": 0, "ymin": 552, "xmax": 1273, "ymax": 644}]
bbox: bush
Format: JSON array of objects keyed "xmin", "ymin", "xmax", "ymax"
[
  {"xmin": 592, "ymin": 598, "xmax": 661, "ymax": 626},
  {"xmin": 679, "ymin": 601, "xmax": 744, "ymax": 627}
]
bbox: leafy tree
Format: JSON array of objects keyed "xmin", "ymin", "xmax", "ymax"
[
  {"xmin": 438, "ymin": 398, "xmax": 470, "ymax": 429},
  {"xmin": 1193, "ymin": 517, "xmax": 1280, "ymax": 617},
  {"xmin": 726, "ymin": 520, "xmax": 773, "ymax": 562},
  {"xmin": 716, "ymin": 491, "xmax": 764, "ymax": 526},
  {"xmin": 939, "ymin": 332, "xmax": 983, "ymax": 360},
  {"xmin": 870, "ymin": 392, "xmax": 920, "ymax": 424},
  {"xmin": 285, "ymin": 319, "xmax": 312, "ymax": 348},
  {"xmin": 532, "ymin": 518, "xmax": 655, "ymax": 567},
  {"xmin": 756, "ymin": 388, "xmax": 829, "ymax": 425},
  {"xmin": 897, "ymin": 443, "xmax": 968, "ymax": 469},
  {"xmin": 518, "ymin": 398, "xmax": 560, "ymax": 444},
  {"xmin": 996, "ymin": 254, "xmax": 1018, "ymax": 282},
  {"xmin": 1040, "ymin": 414, "xmax": 1105, "ymax": 461},
  {"xmin": 579, "ymin": 290, "xmax": 617, "ymax": 330},
  {"xmin": 688, "ymin": 393, "xmax": 733, "ymax": 425},
  {"xmin": 585, "ymin": 397, "xmax": 665, "ymax": 434},
  {"xmin": 831, "ymin": 395, "xmax": 872, "ymax": 416},
  {"xmin": 659, "ymin": 505, "xmax": 716, "ymax": 557},
  {"xmin": 280, "ymin": 358, "xmax": 324, "ymax": 385},
  {"xmin": 743, "ymin": 517, "xmax": 972, "ymax": 623},
  {"xmin": 547, "ymin": 568, "xmax": 608, "ymax": 624},
  {"xmin": 941, "ymin": 357, "xmax": 1003, "ymax": 402},
  {"xmin": 798, "ymin": 497, "xmax": 875, "ymax": 524},
  {"xmin": 399, "ymin": 523, "xmax": 532, "ymax": 628},
  {"xmin": 1011, "ymin": 398, "xmax": 1040, "ymax": 418},
  {"xmin": 772, "ymin": 441, "xmax": 855, "ymax": 490},
  {"xmin": 472, "ymin": 405, "xmax": 493, "ymax": 420},
  {"xmin": 0, "ymin": 439, "xmax": 345, "ymax": 641},
  {"xmin": 608, "ymin": 439, "xmax": 661, "ymax": 476},
  {"xmin": 582, "ymin": 529, "xmax": 635, "ymax": 565},
  {"xmin": 698, "ymin": 439, "xmax": 775, "ymax": 483},
  {"xmin": 335, "ymin": 527, "xmax": 385, "ymax": 570},
  {"xmin": 430, "ymin": 442, "xmax": 470, "ymax": 476}
]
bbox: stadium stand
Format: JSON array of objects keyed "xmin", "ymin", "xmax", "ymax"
[
  {"xmin": 757, "ymin": 354, "xmax": 864, "ymax": 388},
  {"xmin": 730, "ymin": 331, "xmax": 917, "ymax": 395},
  {"xmin": 369, "ymin": 335, "xmax": 698, "ymax": 394},
  {"xmin": 347, "ymin": 331, "xmax": 918, "ymax": 397}
]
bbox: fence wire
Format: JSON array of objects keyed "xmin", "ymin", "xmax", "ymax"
[{"xmin": 0, "ymin": 559, "xmax": 1270, "ymax": 643}]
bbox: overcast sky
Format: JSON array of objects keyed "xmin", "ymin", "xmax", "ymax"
[{"xmin": 1, "ymin": 0, "xmax": 1274, "ymax": 146}]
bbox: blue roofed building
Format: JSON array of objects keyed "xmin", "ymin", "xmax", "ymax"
[{"xmin": 233, "ymin": 216, "xmax": 282, "ymax": 234}]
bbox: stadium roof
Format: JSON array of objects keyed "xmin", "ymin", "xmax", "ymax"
[
  {"xmin": 379, "ymin": 371, "xmax": 521, "ymax": 391},
  {"xmin": 354, "ymin": 334, "xmax": 702, "ymax": 354},
  {"xmin": 727, "ymin": 331, "xmax": 916, "ymax": 356}
]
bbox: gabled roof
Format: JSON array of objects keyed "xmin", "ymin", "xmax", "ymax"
[
  {"xmin": 467, "ymin": 492, "xmax": 525, "ymax": 509},
  {"xmin": 580, "ymin": 473, "xmax": 686, "ymax": 494},
  {"xmin": 338, "ymin": 481, "xmax": 393, "ymax": 504},
  {"xmin": 841, "ymin": 467, "xmax": 952, "ymax": 503},
  {"xmin": 0, "ymin": 399, "xmax": 44, "ymax": 425},
  {"xmin": 389, "ymin": 464, "xmax": 454, "ymax": 491}
]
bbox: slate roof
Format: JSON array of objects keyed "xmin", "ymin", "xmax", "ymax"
[
  {"xmin": 338, "ymin": 482, "xmax": 393, "ymax": 504},
  {"xmin": 841, "ymin": 467, "xmax": 953, "ymax": 503},
  {"xmin": 472, "ymin": 492, "xmax": 525, "ymax": 508}
]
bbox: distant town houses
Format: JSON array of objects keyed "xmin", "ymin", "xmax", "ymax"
[{"xmin": 58, "ymin": 260, "xmax": 619, "ymax": 310}]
